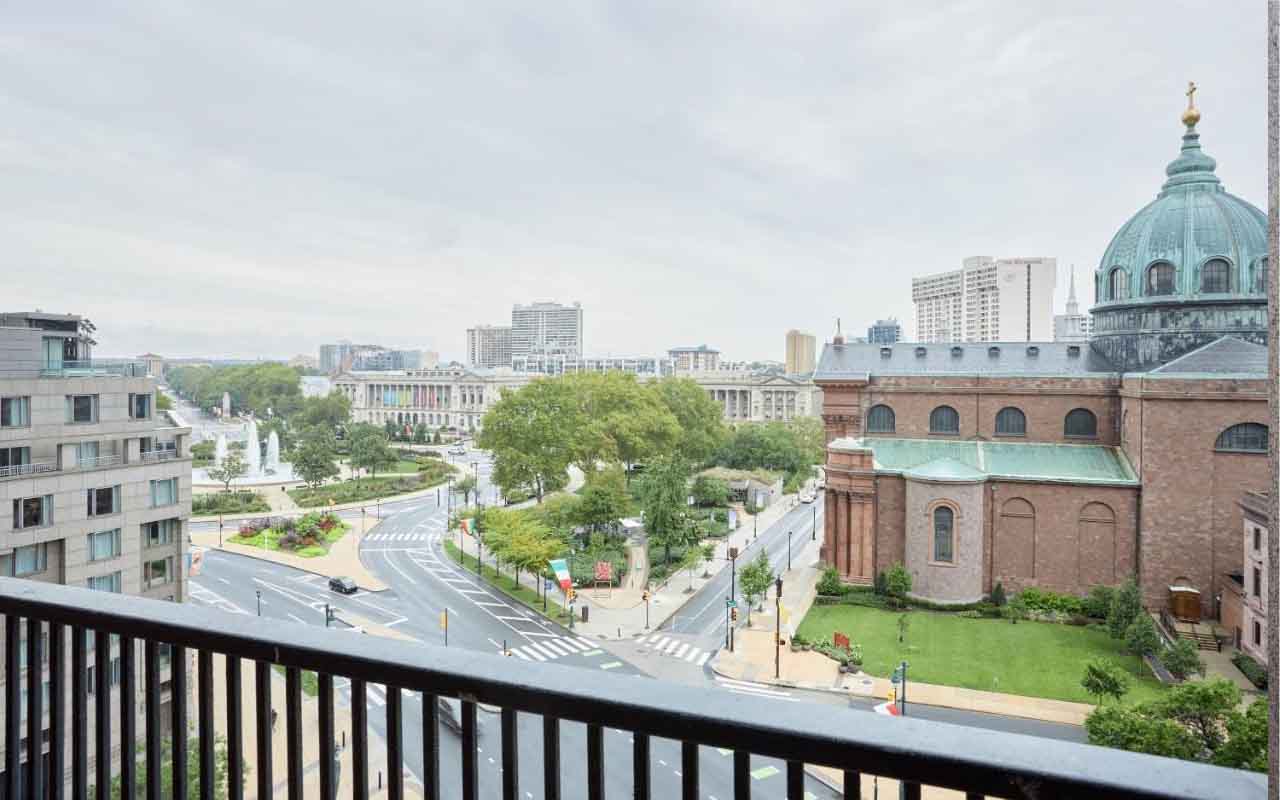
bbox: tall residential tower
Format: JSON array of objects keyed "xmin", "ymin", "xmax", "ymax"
[{"xmin": 912, "ymin": 256, "xmax": 1057, "ymax": 342}]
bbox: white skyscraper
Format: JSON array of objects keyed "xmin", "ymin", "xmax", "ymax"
[
  {"xmin": 912, "ymin": 256, "xmax": 1057, "ymax": 342},
  {"xmin": 510, "ymin": 301, "xmax": 583, "ymax": 358},
  {"xmin": 1053, "ymin": 268, "xmax": 1094, "ymax": 342},
  {"xmin": 466, "ymin": 325, "xmax": 513, "ymax": 368}
]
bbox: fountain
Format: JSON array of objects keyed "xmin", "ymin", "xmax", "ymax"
[
  {"xmin": 221, "ymin": 391, "xmax": 231, "ymax": 418},
  {"xmin": 245, "ymin": 419, "xmax": 262, "ymax": 476},
  {"xmin": 214, "ymin": 434, "xmax": 228, "ymax": 468},
  {"xmin": 265, "ymin": 431, "xmax": 280, "ymax": 475}
]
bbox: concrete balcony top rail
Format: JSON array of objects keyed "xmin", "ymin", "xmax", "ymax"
[
  {"xmin": 37, "ymin": 360, "xmax": 149, "ymax": 378},
  {"xmin": 0, "ymin": 461, "xmax": 58, "ymax": 480}
]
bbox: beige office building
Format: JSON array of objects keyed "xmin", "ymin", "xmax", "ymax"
[{"xmin": 785, "ymin": 330, "xmax": 816, "ymax": 374}]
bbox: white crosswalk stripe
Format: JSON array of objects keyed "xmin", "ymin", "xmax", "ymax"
[
  {"xmin": 715, "ymin": 677, "xmax": 797, "ymax": 701},
  {"xmin": 540, "ymin": 639, "xmax": 571, "ymax": 656},
  {"xmin": 637, "ymin": 634, "xmax": 709, "ymax": 667}
]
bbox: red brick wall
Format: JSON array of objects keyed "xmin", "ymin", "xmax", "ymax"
[{"xmin": 874, "ymin": 475, "xmax": 906, "ymax": 574}]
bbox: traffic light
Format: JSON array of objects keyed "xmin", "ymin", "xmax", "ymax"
[
  {"xmin": 325, "ymin": 604, "xmax": 335, "ymax": 627},
  {"xmin": 731, "ymin": 607, "xmax": 739, "ymax": 623},
  {"xmin": 567, "ymin": 588, "xmax": 576, "ymax": 603},
  {"xmin": 642, "ymin": 590, "xmax": 650, "ymax": 602}
]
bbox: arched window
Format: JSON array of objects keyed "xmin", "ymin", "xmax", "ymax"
[
  {"xmin": 1064, "ymin": 408, "xmax": 1098, "ymax": 438},
  {"xmin": 929, "ymin": 405, "xmax": 959, "ymax": 435},
  {"xmin": 1215, "ymin": 423, "xmax": 1269, "ymax": 453},
  {"xmin": 933, "ymin": 506, "xmax": 955, "ymax": 563},
  {"xmin": 994, "ymin": 407, "xmax": 1026, "ymax": 436},
  {"xmin": 866, "ymin": 404, "xmax": 896, "ymax": 433},
  {"xmin": 1146, "ymin": 262, "xmax": 1175, "ymax": 296},
  {"xmin": 1255, "ymin": 257, "xmax": 1269, "ymax": 293},
  {"xmin": 1108, "ymin": 267, "xmax": 1129, "ymax": 300},
  {"xmin": 1200, "ymin": 258, "xmax": 1231, "ymax": 293}
]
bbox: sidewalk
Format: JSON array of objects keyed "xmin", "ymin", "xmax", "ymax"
[{"xmin": 192, "ymin": 515, "xmax": 388, "ymax": 591}]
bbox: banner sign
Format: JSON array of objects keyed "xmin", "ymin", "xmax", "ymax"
[
  {"xmin": 594, "ymin": 561, "xmax": 613, "ymax": 582},
  {"xmin": 833, "ymin": 632, "xmax": 850, "ymax": 651},
  {"xmin": 549, "ymin": 558, "xmax": 571, "ymax": 592}
]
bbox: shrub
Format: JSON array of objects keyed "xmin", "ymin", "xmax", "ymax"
[
  {"xmin": 816, "ymin": 567, "xmax": 845, "ymax": 597},
  {"xmin": 883, "ymin": 563, "xmax": 911, "ymax": 606},
  {"xmin": 1161, "ymin": 638, "xmax": 1206, "ymax": 681},
  {"xmin": 1081, "ymin": 658, "xmax": 1130, "ymax": 704},
  {"xmin": 1017, "ymin": 586, "xmax": 1083, "ymax": 616},
  {"xmin": 1232, "ymin": 652, "xmax": 1268, "ymax": 690},
  {"xmin": 958, "ymin": 609, "xmax": 982, "ymax": 619},
  {"xmin": 988, "ymin": 582, "xmax": 1007, "ymax": 607},
  {"xmin": 873, "ymin": 570, "xmax": 888, "ymax": 596},
  {"xmin": 1124, "ymin": 613, "xmax": 1162, "ymax": 657},
  {"xmin": 976, "ymin": 602, "xmax": 1002, "ymax": 618},
  {"xmin": 1107, "ymin": 579, "xmax": 1143, "ymax": 639},
  {"xmin": 1082, "ymin": 585, "xmax": 1117, "ymax": 620}
]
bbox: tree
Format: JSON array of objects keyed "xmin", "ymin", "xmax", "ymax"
[
  {"xmin": 739, "ymin": 550, "xmax": 775, "ymax": 614},
  {"xmin": 1085, "ymin": 679, "xmax": 1248, "ymax": 766},
  {"xmin": 690, "ymin": 475, "xmax": 730, "ymax": 508},
  {"xmin": 531, "ymin": 493, "xmax": 582, "ymax": 535},
  {"xmin": 1080, "ymin": 659, "xmax": 1130, "ymax": 704},
  {"xmin": 106, "ymin": 734, "xmax": 236, "ymax": 799},
  {"xmin": 1002, "ymin": 594, "xmax": 1028, "ymax": 624},
  {"xmin": 699, "ymin": 542, "xmax": 716, "ymax": 578},
  {"xmin": 566, "ymin": 373, "xmax": 680, "ymax": 478},
  {"xmin": 350, "ymin": 425, "xmax": 397, "ymax": 480},
  {"xmin": 1149, "ymin": 679, "xmax": 1240, "ymax": 756},
  {"xmin": 883, "ymin": 562, "xmax": 912, "ymax": 607},
  {"xmin": 1123, "ymin": 613, "xmax": 1161, "ymax": 657},
  {"xmin": 1161, "ymin": 638, "xmax": 1206, "ymax": 681},
  {"xmin": 292, "ymin": 430, "xmax": 340, "ymax": 489},
  {"xmin": 679, "ymin": 546, "xmax": 703, "ymax": 593},
  {"xmin": 1107, "ymin": 579, "xmax": 1143, "ymax": 639},
  {"xmin": 653, "ymin": 377, "xmax": 727, "ymax": 464},
  {"xmin": 1213, "ymin": 698, "xmax": 1268, "ymax": 772},
  {"xmin": 478, "ymin": 379, "xmax": 577, "ymax": 503},
  {"xmin": 156, "ymin": 393, "xmax": 173, "ymax": 411},
  {"xmin": 1085, "ymin": 705, "xmax": 1200, "ymax": 761},
  {"xmin": 413, "ymin": 423, "xmax": 428, "ymax": 444},
  {"xmin": 207, "ymin": 452, "xmax": 248, "ymax": 493},
  {"xmin": 897, "ymin": 612, "xmax": 911, "ymax": 645},
  {"xmin": 638, "ymin": 457, "xmax": 696, "ymax": 566},
  {"xmin": 293, "ymin": 393, "xmax": 352, "ymax": 432},
  {"xmin": 455, "ymin": 475, "xmax": 478, "ymax": 506},
  {"xmin": 576, "ymin": 467, "xmax": 631, "ymax": 533},
  {"xmin": 988, "ymin": 581, "xmax": 1007, "ymax": 607}
]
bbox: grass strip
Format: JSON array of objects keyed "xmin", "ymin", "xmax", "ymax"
[{"xmin": 442, "ymin": 539, "xmax": 572, "ymax": 625}]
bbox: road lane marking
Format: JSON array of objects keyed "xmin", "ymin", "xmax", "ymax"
[
  {"xmin": 599, "ymin": 661, "xmax": 623, "ymax": 669},
  {"xmin": 750, "ymin": 766, "xmax": 779, "ymax": 780}
]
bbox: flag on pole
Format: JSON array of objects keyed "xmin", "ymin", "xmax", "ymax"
[
  {"xmin": 459, "ymin": 518, "xmax": 470, "ymax": 534},
  {"xmin": 549, "ymin": 558, "xmax": 571, "ymax": 592}
]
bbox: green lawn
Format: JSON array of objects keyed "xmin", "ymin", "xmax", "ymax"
[
  {"xmin": 797, "ymin": 605, "xmax": 1166, "ymax": 705},
  {"xmin": 288, "ymin": 472, "xmax": 449, "ymax": 508},
  {"xmin": 272, "ymin": 664, "xmax": 320, "ymax": 697},
  {"xmin": 192, "ymin": 491, "xmax": 271, "ymax": 515},
  {"xmin": 443, "ymin": 539, "xmax": 572, "ymax": 624}
]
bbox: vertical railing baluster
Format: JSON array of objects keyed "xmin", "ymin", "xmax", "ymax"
[
  {"xmin": 966, "ymin": 793, "xmax": 984, "ymax": 800},
  {"xmin": 421, "ymin": 692, "xmax": 439, "ymax": 800},
  {"xmin": 49, "ymin": 622, "xmax": 65, "ymax": 800},
  {"xmin": 319, "ymin": 674, "xmax": 335, "ymax": 800},
  {"xmin": 681, "ymin": 742, "xmax": 698, "ymax": 800},
  {"xmin": 901, "ymin": 782, "xmax": 921, "ymax": 800},
  {"xmin": 172, "ymin": 644, "xmax": 188, "ymax": 799},
  {"xmin": 352, "ymin": 679, "xmax": 368, "ymax": 800},
  {"xmin": 116, "ymin": 635, "xmax": 134, "ymax": 800},
  {"xmin": 631, "ymin": 732, "xmax": 649, "ymax": 800},
  {"xmin": 586, "ymin": 723, "xmax": 604, "ymax": 800},
  {"xmin": 285, "ymin": 667, "xmax": 303, "ymax": 800},
  {"xmin": 460, "ymin": 700, "xmax": 477, "ymax": 800},
  {"xmin": 254, "ymin": 660, "xmax": 272, "ymax": 799},
  {"xmin": 843, "ymin": 770, "xmax": 861, "ymax": 800},
  {"xmin": 26, "ymin": 619, "xmax": 45, "ymax": 798},
  {"xmin": 71, "ymin": 626, "xmax": 87, "ymax": 800},
  {"xmin": 225, "ymin": 656, "xmax": 243, "ymax": 800},
  {"xmin": 198, "ymin": 651, "xmax": 215, "ymax": 800},
  {"xmin": 93, "ymin": 630, "xmax": 110, "ymax": 800},
  {"xmin": 733, "ymin": 751, "xmax": 750, "ymax": 799},
  {"xmin": 542, "ymin": 715, "xmax": 560, "ymax": 800},
  {"xmin": 5, "ymin": 616, "xmax": 20, "ymax": 799},
  {"xmin": 144, "ymin": 642, "xmax": 160, "ymax": 800},
  {"xmin": 500, "ymin": 708, "xmax": 518, "ymax": 800},
  {"xmin": 786, "ymin": 760, "xmax": 803, "ymax": 799},
  {"xmin": 386, "ymin": 685, "xmax": 404, "ymax": 800}
]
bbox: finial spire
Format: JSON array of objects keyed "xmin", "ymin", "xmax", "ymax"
[
  {"xmin": 833, "ymin": 317, "xmax": 845, "ymax": 345},
  {"xmin": 1182, "ymin": 80, "xmax": 1200, "ymax": 127},
  {"xmin": 1066, "ymin": 267, "xmax": 1079, "ymax": 315}
]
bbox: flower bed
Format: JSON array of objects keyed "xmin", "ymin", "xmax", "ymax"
[{"xmin": 228, "ymin": 512, "xmax": 348, "ymax": 557}]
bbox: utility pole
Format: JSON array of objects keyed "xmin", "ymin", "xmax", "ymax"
[
  {"xmin": 256, "ymin": 590, "xmax": 262, "ymax": 617},
  {"xmin": 218, "ymin": 512, "xmax": 224, "ymax": 547},
  {"xmin": 643, "ymin": 588, "xmax": 651, "ymax": 630},
  {"xmin": 812, "ymin": 504, "xmax": 817, "ymax": 541},
  {"xmin": 787, "ymin": 530, "xmax": 793, "ymax": 571},
  {"xmin": 774, "ymin": 577, "xmax": 783, "ymax": 679}
]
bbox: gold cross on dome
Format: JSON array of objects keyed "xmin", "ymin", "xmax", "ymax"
[{"xmin": 1186, "ymin": 81, "xmax": 1197, "ymax": 108}]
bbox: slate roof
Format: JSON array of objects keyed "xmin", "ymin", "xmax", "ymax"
[
  {"xmin": 1148, "ymin": 337, "xmax": 1268, "ymax": 377},
  {"xmin": 828, "ymin": 437, "xmax": 1138, "ymax": 486},
  {"xmin": 814, "ymin": 341, "xmax": 1118, "ymax": 380}
]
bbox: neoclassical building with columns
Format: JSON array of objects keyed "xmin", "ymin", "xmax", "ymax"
[{"xmin": 818, "ymin": 101, "xmax": 1271, "ymax": 616}]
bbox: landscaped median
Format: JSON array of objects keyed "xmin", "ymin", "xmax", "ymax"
[
  {"xmin": 287, "ymin": 461, "xmax": 454, "ymax": 508},
  {"xmin": 228, "ymin": 511, "xmax": 349, "ymax": 558},
  {"xmin": 442, "ymin": 538, "xmax": 573, "ymax": 625}
]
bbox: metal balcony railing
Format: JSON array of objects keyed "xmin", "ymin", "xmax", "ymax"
[
  {"xmin": 140, "ymin": 448, "xmax": 178, "ymax": 462},
  {"xmin": 0, "ymin": 461, "xmax": 58, "ymax": 479},
  {"xmin": 40, "ymin": 361, "xmax": 148, "ymax": 378},
  {"xmin": 0, "ymin": 578, "xmax": 1265, "ymax": 800},
  {"xmin": 78, "ymin": 454, "xmax": 123, "ymax": 469}
]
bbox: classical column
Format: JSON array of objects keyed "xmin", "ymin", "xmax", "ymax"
[{"xmin": 835, "ymin": 490, "xmax": 849, "ymax": 577}]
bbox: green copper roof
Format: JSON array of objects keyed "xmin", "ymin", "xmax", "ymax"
[
  {"xmin": 836, "ymin": 437, "xmax": 1138, "ymax": 486},
  {"xmin": 1093, "ymin": 119, "xmax": 1268, "ymax": 308}
]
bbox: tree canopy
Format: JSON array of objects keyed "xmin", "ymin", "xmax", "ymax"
[
  {"xmin": 477, "ymin": 378, "xmax": 578, "ymax": 503},
  {"xmin": 638, "ymin": 457, "xmax": 696, "ymax": 566}
]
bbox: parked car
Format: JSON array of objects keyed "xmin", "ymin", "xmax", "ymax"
[
  {"xmin": 800, "ymin": 492, "xmax": 816, "ymax": 504},
  {"xmin": 449, "ymin": 445, "xmax": 467, "ymax": 455},
  {"xmin": 328, "ymin": 576, "xmax": 358, "ymax": 595}
]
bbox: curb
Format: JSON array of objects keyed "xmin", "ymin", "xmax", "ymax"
[{"xmin": 194, "ymin": 521, "xmax": 391, "ymax": 593}]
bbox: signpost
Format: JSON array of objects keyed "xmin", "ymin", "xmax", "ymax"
[{"xmin": 440, "ymin": 608, "xmax": 448, "ymax": 646}]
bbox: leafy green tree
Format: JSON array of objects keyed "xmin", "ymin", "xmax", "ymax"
[
  {"xmin": 738, "ymin": 550, "xmax": 775, "ymax": 614},
  {"xmin": 883, "ymin": 562, "xmax": 912, "ymax": 607},
  {"xmin": 292, "ymin": 430, "xmax": 340, "ymax": 489},
  {"xmin": 478, "ymin": 379, "xmax": 577, "ymax": 503},
  {"xmin": 156, "ymin": 393, "xmax": 173, "ymax": 411},
  {"xmin": 638, "ymin": 457, "xmax": 696, "ymax": 566},
  {"xmin": 1107, "ymin": 579, "xmax": 1143, "ymax": 639},
  {"xmin": 1149, "ymin": 679, "xmax": 1241, "ymax": 756},
  {"xmin": 350, "ymin": 425, "xmax": 397, "ymax": 480},
  {"xmin": 653, "ymin": 377, "xmax": 727, "ymax": 464},
  {"xmin": 1161, "ymin": 638, "xmax": 1206, "ymax": 681},
  {"xmin": 1080, "ymin": 659, "xmax": 1130, "ymax": 704},
  {"xmin": 576, "ymin": 467, "xmax": 631, "ymax": 533},
  {"xmin": 690, "ymin": 475, "xmax": 730, "ymax": 507},
  {"xmin": 107, "ymin": 734, "xmax": 236, "ymax": 799},
  {"xmin": 293, "ymin": 393, "xmax": 352, "ymax": 432},
  {"xmin": 1123, "ymin": 613, "xmax": 1161, "ymax": 657},
  {"xmin": 988, "ymin": 581, "xmax": 1007, "ymax": 607},
  {"xmin": 413, "ymin": 423, "xmax": 428, "ymax": 444},
  {"xmin": 1002, "ymin": 594, "xmax": 1028, "ymax": 624},
  {"xmin": 455, "ymin": 475, "xmax": 478, "ymax": 506},
  {"xmin": 207, "ymin": 452, "xmax": 248, "ymax": 493},
  {"xmin": 679, "ymin": 546, "xmax": 703, "ymax": 593},
  {"xmin": 1085, "ymin": 705, "xmax": 1200, "ymax": 761},
  {"xmin": 1213, "ymin": 698, "xmax": 1268, "ymax": 772},
  {"xmin": 699, "ymin": 542, "xmax": 716, "ymax": 577},
  {"xmin": 566, "ymin": 373, "xmax": 680, "ymax": 477},
  {"xmin": 1085, "ymin": 679, "xmax": 1247, "ymax": 765},
  {"xmin": 531, "ymin": 493, "xmax": 582, "ymax": 535}
]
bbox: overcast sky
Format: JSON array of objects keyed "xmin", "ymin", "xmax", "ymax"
[{"xmin": 2, "ymin": 1, "xmax": 1271, "ymax": 361}]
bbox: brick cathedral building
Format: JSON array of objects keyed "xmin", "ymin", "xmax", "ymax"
[{"xmin": 816, "ymin": 96, "xmax": 1270, "ymax": 617}]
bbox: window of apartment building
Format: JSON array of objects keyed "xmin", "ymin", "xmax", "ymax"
[
  {"xmin": 76, "ymin": 440, "xmax": 99, "ymax": 467},
  {"xmin": 87, "ymin": 657, "xmax": 122, "ymax": 695},
  {"xmin": 66, "ymin": 394, "xmax": 99, "ymax": 423},
  {"xmin": 11, "ymin": 495, "xmax": 52, "ymax": 529},
  {"xmin": 150, "ymin": 478, "xmax": 178, "ymax": 507},
  {"xmin": 1, "ymin": 543, "xmax": 49, "ymax": 577},
  {"xmin": 143, "ymin": 518, "xmax": 179, "ymax": 548},
  {"xmin": 0, "ymin": 396, "xmax": 30, "ymax": 428},
  {"xmin": 0, "ymin": 446, "xmax": 30, "ymax": 471},
  {"xmin": 1255, "ymin": 527, "xmax": 1263, "ymax": 551},
  {"xmin": 1254, "ymin": 621, "xmax": 1262, "ymax": 647},
  {"xmin": 87, "ymin": 571, "xmax": 122, "ymax": 593},
  {"xmin": 128, "ymin": 393, "xmax": 152, "ymax": 420},
  {"xmin": 144, "ymin": 556, "xmax": 174, "ymax": 587},
  {"xmin": 18, "ymin": 630, "xmax": 48, "ymax": 668},
  {"xmin": 87, "ymin": 529, "xmax": 122, "ymax": 562},
  {"xmin": 87, "ymin": 485, "xmax": 121, "ymax": 517},
  {"xmin": 1253, "ymin": 567, "xmax": 1262, "ymax": 598}
]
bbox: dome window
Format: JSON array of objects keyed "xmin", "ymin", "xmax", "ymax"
[
  {"xmin": 1026, "ymin": 346, "xmax": 1040, "ymax": 357},
  {"xmin": 914, "ymin": 346, "xmax": 927, "ymax": 358},
  {"xmin": 950, "ymin": 346, "xmax": 963, "ymax": 358},
  {"xmin": 1146, "ymin": 262, "xmax": 1176, "ymax": 296},
  {"xmin": 987, "ymin": 346, "xmax": 1001, "ymax": 358},
  {"xmin": 1255, "ymin": 257, "xmax": 1269, "ymax": 293},
  {"xmin": 1067, "ymin": 345, "xmax": 1081, "ymax": 358},
  {"xmin": 1108, "ymin": 267, "xmax": 1130, "ymax": 300},
  {"xmin": 1200, "ymin": 258, "xmax": 1231, "ymax": 294},
  {"xmin": 879, "ymin": 347, "xmax": 892, "ymax": 359}
]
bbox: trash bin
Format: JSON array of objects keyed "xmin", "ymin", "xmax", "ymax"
[{"xmin": 581, "ymin": 605, "xmax": 589, "ymax": 623}]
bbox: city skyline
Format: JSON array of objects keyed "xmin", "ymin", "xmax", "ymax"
[{"xmin": 4, "ymin": 4, "xmax": 1269, "ymax": 361}]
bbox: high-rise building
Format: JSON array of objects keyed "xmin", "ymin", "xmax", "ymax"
[
  {"xmin": 784, "ymin": 330, "xmax": 816, "ymax": 374},
  {"xmin": 912, "ymin": 256, "xmax": 1057, "ymax": 342},
  {"xmin": 865, "ymin": 319, "xmax": 902, "ymax": 345},
  {"xmin": 667, "ymin": 345, "xmax": 720, "ymax": 372},
  {"xmin": 1053, "ymin": 269, "xmax": 1094, "ymax": 342},
  {"xmin": 467, "ymin": 325, "xmax": 513, "ymax": 368},
  {"xmin": 510, "ymin": 302, "xmax": 583, "ymax": 358}
]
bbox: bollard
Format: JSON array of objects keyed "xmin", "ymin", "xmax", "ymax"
[{"xmin": 378, "ymin": 771, "xmax": 382, "ymax": 790}]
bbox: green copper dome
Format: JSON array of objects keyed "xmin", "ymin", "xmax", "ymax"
[{"xmin": 1093, "ymin": 121, "xmax": 1268, "ymax": 306}]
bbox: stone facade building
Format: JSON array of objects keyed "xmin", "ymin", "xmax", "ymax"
[{"xmin": 817, "ymin": 103, "xmax": 1271, "ymax": 618}]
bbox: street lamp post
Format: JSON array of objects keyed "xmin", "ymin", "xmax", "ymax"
[
  {"xmin": 812, "ymin": 504, "xmax": 817, "ymax": 541},
  {"xmin": 787, "ymin": 530, "xmax": 793, "ymax": 571},
  {"xmin": 898, "ymin": 660, "xmax": 909, "ymax": 716},
  {"xmin": 256, "ymin": 590, "xmax": 262, "ymax": 617},
  {"xmin": 218, "ymin": 513, "xmax": 224, "ymax": 547},
  {"xmin": 774, "ymin": 577, "xmax": 783, "ymax": 679},
  {"xmin": 644, "ymin": 587, "xmax": 651, "ymax": 630}
]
